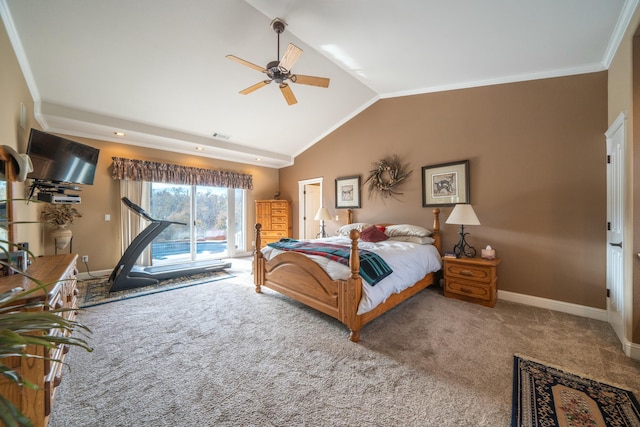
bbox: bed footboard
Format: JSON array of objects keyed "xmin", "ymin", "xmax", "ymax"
[{"xmin": 254, "ymin": 225, "xmax": 364, "ymax": 341}]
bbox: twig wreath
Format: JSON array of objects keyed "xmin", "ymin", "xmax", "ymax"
[{"xmin": 364, "ymin": 155, "xmax": 412, "ymax": 199}]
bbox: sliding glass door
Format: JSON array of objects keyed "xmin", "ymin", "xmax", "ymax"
[{"xmin": 149, "ymin": 183, "xmax": 245, "ymax": 266}]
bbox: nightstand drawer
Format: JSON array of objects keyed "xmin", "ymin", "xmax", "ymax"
[
  {"xmin": 444, "ymin": 263, "xmax": 493, "ymax": 283},
  {"xmin": 445, "ymin": 278, "xmax": 495, "ymax": 302}
]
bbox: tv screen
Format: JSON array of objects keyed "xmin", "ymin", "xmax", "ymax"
[{"xmin": 26, "ymin": 129, "xmax": 100, "ymax": 185}]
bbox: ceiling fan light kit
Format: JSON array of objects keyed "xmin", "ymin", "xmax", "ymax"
[{"xmin": 226, "ymin": 17, "xmax": 330, "ymax": 105}]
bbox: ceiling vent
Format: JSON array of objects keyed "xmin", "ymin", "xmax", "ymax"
[{"xmin": 212, "ymin": 132, "xmax": 231, "ymax": 140}]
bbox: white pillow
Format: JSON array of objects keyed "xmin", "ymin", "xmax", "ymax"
[
  {"xmin": 385, "ymin": 224, "xmax": 432, "ymax": 238},
  {"xmin": 388, "ymin": 235, "xmax": 435, "ymax": 245},
  {"xmin": 335, "ymin": 223, "xmax": 372, "ymax": 236}
]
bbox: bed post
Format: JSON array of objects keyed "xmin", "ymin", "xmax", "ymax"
[
  {"xmin": 346, "ymin": 209, "xmax": 352, "ymax": 225},
  {"xmin": 432, "ymin": 208, "xmax": 442, "ymax": 255},
  {"xmin": 254, "ymin": 223, "xmax": 264, "ymax": 293},
  {"xmin": 344, "ymin": 229, "xmax": 362, "ymax": 342}
]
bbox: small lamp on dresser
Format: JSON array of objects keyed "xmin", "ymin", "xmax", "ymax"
[
  {"xmin": 446, "ymin": 204, "xmax": 480, "ymax": 258},
  {"xmin": 314, "ymin": 207, "xmax": 332, "ymax": 238}
]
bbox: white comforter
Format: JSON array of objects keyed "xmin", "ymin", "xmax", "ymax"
[{"xmin": 260, "ymin": 236, "xmax": 442, "ymax": 315}]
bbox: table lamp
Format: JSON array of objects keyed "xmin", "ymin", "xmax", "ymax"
[
  {"xmin": 314, "ymin": 207, "xmax": 332, "ymax": 238},
  {"xmin": 445, "ymin": 204, "xmax": 480, "ymax": 258}
]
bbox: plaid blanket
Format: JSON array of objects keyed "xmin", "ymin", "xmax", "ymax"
[{"xmin": 267, "ymin": 239, "xmax": 393, "ymax": 286}]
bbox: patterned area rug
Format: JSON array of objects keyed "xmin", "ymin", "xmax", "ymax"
[
  {"xmin": 78, "ymin": 270, "xmax": 234, "ymax": 308},
  {"xmin": 511, "ymin": 355, "xmax": 640, "ymax": 427}
]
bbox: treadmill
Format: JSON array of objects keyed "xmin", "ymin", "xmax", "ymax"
[{"xmin": 108, "ymin": 197, "xmax": 231, "ymax": 292}]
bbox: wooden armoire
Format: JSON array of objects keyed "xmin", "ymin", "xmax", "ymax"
[{"xmin": 255, "ymin": 200, "xmax": 292, "ymax": 249}]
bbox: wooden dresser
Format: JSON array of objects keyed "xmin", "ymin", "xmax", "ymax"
[
  {"xmin": 0, "ymin": 254, "xmax": 79, "ymax": 427},
  {"xmin": 443, "ymin": 256, "xmax": 501, "ymax": 307},
  {"xmin": 256, "ymin": 199, "xmax": 292, "ymax": 249}
]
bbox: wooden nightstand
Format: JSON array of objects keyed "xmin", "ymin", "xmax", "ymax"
[{"xmin": 443, "ymin": 256, "xmax": 501, "ymax": 307}]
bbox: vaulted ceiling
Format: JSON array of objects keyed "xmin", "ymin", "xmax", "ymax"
[{"xmin": 1, "ymin": 0, "xmax": 634, "ymax": 168}]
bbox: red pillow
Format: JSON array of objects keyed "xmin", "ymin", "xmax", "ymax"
[
  {"xmin": 360, "ymin": 225, "xmax": 389, "ymax": 243},
  {"xmin": 376, "ymin": 225, "xmax": 386, "ymax": 233}
]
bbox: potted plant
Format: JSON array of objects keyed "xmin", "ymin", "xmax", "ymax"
[
  {"xmin": 41, "ymin": 204, "xmax": 82, "ymax": 227},
  {"xmin": 41, "ymin": 204, "xmax": 82, "ymax": 250}
]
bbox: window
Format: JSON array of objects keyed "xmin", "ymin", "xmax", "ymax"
[{"xmin": 148, "ymin": 183, "xmax": 245, "ymax": 265}]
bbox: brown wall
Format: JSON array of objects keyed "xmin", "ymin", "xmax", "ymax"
[{"xmin": 280, "ymin": 72, "xmax": 608, "ymax": 309}]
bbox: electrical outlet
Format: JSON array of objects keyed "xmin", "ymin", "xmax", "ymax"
[{"xmin": 82, "ymin": 255, "xmax": 89, "ymax": 263}]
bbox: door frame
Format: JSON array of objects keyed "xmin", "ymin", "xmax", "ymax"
[
  {"xmin": 605, "ymin": 111, "xmax": 633, "ymax": 357},
  {"xmin": 298, "ymin": 177, "xmax": 323, "ymax": 239}
]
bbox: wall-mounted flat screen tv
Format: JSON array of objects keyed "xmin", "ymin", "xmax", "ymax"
[{"xmin": 26, "ymin": 129, "xmax": 100, "ymax": 185}]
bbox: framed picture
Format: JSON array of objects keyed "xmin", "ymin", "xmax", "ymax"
[
  {"xmin": 421, "ymin": 160, "xmax": 470, "ymax": 207},
  {"xmin": 335, "ymin": 175, "xmax": 361, "ymax": 209}
]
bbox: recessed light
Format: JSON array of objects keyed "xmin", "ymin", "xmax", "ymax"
[
  {"xmin": 256, "ymin": 157, "xmax": 262, "ymax": 161},
  {"xmin": 114, "ymin": 131, "xmax": 126, "ymax": 136},
  {"xmin": 195, "ymin": 146, "xmax": 204, "ymax": 151}
]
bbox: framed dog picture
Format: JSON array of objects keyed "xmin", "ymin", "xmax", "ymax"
[
  {"xmin": 421, "ymin": 160, "xmax": 470, "ymax": 207},
  {"xmin": 335, "ymin": 175, "xmax": 361, "ymax": 209}
]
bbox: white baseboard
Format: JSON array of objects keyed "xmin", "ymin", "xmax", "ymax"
[
  {"xmin": 498, "ymin": 290, "xmax": 608, "ymax": 321},
  {"xmin": 499, "ymin": 290, "xmax": 640, "ymax": 361},
  {"xmin": 627, "ymin": 341, "xmax": 640, "ymax": 360}
]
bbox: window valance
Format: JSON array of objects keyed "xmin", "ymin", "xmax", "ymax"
[{"xmin": 112, "ymin": 157, "xmax": 253, "ymax": 190}]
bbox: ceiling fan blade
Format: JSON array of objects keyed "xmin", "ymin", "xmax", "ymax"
[
  {"xmin": 239, "ymin": 80, "xmax": 270, "ymax": 95},
  {"xmin": 292, "ymin": 74, "xmax": 330, "ymax": 88},
  {"xmin": 279, "ymin": 83, "xmax": 298, "ymax": 105},
  {"xmin": 278, "ymin": 43, "xmax": 303, "ymax": 73},
  {"xmin": 226, "ymin": 55, "xmax": 266, "ymax": 73}
]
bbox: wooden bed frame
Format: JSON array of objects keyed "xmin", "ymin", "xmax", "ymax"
[{"xmin": 254, "ymin": 208, "xmax": 441, "ymax": 342}]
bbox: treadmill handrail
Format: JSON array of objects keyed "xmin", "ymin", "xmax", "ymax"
[{"xmin": 121, "ymin": 197, "xmax": 186, "ymax": 225}]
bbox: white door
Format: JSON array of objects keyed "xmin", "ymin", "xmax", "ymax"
[
  {"xmin": 605, "ymin": 112, "xmax": 626, "ymax": 347},
  {"xmin": 297, "ymin": 178, "xmax": 323, "ymax": 239},
  {"xmin": 304, "ymin": 184, "xmax": 321, "ymax": 238}
]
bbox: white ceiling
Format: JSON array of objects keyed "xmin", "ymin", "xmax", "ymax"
[{"xmin": 1, "ymin": 0, "xmax": 635, "ymax": 168}]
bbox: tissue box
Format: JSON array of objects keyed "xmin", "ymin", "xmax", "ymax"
[{"xmin": 481, "ymin": 248, "xmax": 496, "ymax": 260}]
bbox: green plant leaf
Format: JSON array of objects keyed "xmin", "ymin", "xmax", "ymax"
[{"xmin": 0, "ymin": 394, "xmax": 34, "ymax": 427}]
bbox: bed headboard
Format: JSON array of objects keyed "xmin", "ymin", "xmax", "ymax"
[{"xmin": 344, "ymin": 208, "xmax": 441, "ymax": 254}]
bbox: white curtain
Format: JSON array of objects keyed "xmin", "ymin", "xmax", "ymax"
[{"xmin": 119, "ymin": 180, "xmax": 152, "ymax": 266}]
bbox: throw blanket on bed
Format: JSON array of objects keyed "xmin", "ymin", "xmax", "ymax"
[{"xmin": 267, "ymin": 239, "xmax": 393, "ymax": 286}]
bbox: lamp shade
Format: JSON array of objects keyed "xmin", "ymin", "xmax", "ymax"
[
  {"xmin": 314, "ymin": 207, "xmax": 332, "ymax": 221},
  {"xmin": 446, "ymin": 204, "xmax": 480, "ymax": 226},
  {"xmin": 2, "ymin": 145, "xmax": 33, "ymax": 182}
]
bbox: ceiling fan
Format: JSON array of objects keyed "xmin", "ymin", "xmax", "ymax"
[{"xmin": 226, "ymin": 18, "xmax": 330, "ymax": 106}]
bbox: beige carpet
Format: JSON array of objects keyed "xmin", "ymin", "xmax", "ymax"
[{"xmin": 48, "ymin": 258, "xmax": 640, "ymax": 427}]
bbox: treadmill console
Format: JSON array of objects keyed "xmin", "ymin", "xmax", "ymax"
[{"xmin": 121, "ymin": 197, "xmax": 155, "ymax": 222}]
